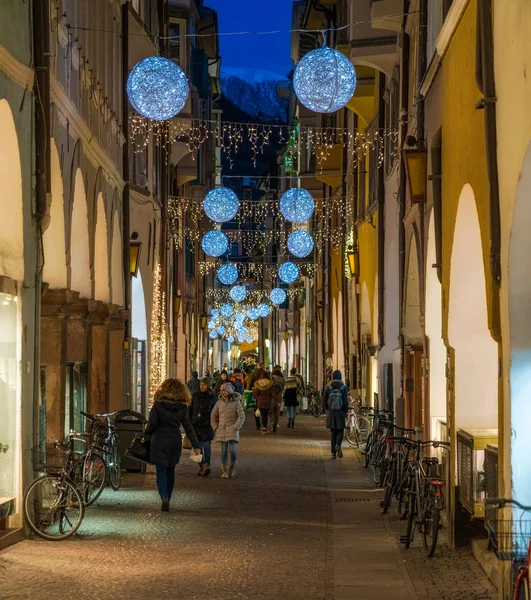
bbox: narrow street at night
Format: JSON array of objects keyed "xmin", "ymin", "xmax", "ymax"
[{"xmin": 0, "ymin": 417, "xmax": 495, "ymax": 600}]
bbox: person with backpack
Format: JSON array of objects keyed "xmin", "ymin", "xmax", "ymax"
[
  {"xmin": 283, "ymin": 368, "xmax": 302, "ymax": 428},
  {"xmin": 323, "ymin": 370, "xmax": 349, "ymax": 459}
]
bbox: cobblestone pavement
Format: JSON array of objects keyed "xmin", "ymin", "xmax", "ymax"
[{"xmin": 0, "ymin": 414, "xmax": 497, "ymax": 600}]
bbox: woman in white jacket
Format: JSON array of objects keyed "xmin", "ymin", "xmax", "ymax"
[{"xmin": 211, "ymin": 382, "xmax": 245, "ymax": 478}]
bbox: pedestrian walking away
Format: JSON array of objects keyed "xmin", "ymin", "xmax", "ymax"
[
  {"xmin": 271, "ymin": 366, "xmax": 285, "ymax": 432},
  {"xmin": 211, "ymin": 382, "xmax": 245, "ymax": 478},
  {"xmin": 249, "ymin": 361, "xmax": 266, "ymax": 390},
  {"xmin": 186, "ymin": 370, "xmax": 200, "ymax": 396},
  {"xmin": 144, "ymin": 378, "xmax": 201, "ymax": 511},
  {"xmin": 323, "ymin": 370, "xmax": 349, "ymax": 459},
  {"xmin": 190, "ymin": 377, "xmax": 217, "ymax": 477},
  {"xmin": 284, "ymin": 367, "xmax": 303, "ymax": 428},
  {"xmin": 253, "ymin": 372, "xmax": 276, "ymax": 434}
]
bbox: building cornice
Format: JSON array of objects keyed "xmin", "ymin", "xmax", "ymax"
[
  {"xmin": 420, "ymin": 0, "xmax": 470, "ymax": 98},
  {"xmin": 0, "ymin": 42, "xmax": 34, "ymax": 90},
  {"xmin": 50, "ymin": 75, "xmax": 125, "ymax": 192}
]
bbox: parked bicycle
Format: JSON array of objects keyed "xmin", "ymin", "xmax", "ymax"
[
  {"xmin": 486, "ymin": 498, "xmax": 531, "ymax": 599},
  {"xmin": 399, "ymin": 439, "xmax": 450, "ymax": 557},
  {"xmin": 305, "ymin": 384, "xmax": 324, "ymax": 418},
  {"xmin": 344, "ymin": 406, "xmax": 370, "ymax": 448},
  {"xmin": 24, "ymin": 433, "xmax": 87, "ymax": 541}
]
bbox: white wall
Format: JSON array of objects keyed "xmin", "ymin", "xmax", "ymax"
[
  {"xmin": 70, "ymin": 169, "xmax": 91, "ymax": 298},
  {"xmin": 111, "ymin": 212, "xmax": 124, "ymax": 306},
  {"xmin": 94, "ymin": 193, "xmax": 109, "ymax": 302},
  {"xmin": 448, "ymin": 184, "xmax": 497, "ymax": 431}
]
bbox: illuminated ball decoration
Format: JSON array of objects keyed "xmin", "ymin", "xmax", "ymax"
[
  {"xmin": 228, "ymin": 336, "xmax": 235, "ymax": 343},
  {"xmin": 280, "ymin": 188, "xmax": 315, "ymax": 223},
  {"xmin": 270, "ymin": 288, "xmax": 287, "ymax": 305},
  {"xmin": 237, "ymin": 333, "xmax": 246, "ymax": 343},
  {"xmin": 220, "ymin": 304, "xmax": 234, "ymax": 318},
  {"xmin": 204, "ymin": 188, "xmax": 239, "ymax": 223},
  {"xmin": 248, "ymin": 308, "xmax": 260, "ymax": 321},
  {"xmin": 230, "ymin": 285, "xmax": 247, "ymax": 303},
  {"xmin": 208, "ymin": 320, "xmax": 216, "ymax": 330},
  {"xmin": 217, "ymin": 263, "xmax": 238, "ymax": 285},
  {"xmin": 257, "ymin": 303, "xmax": 270, "ymax": 317},
  {"xmin": 245, "ymin": 335, "xmax": 253, "ymax": 344},
  {"xmin": 288, "ymin": 230, "xmax": 315, "ymax": 258},
  {"xmin": 293, "ymin": 46, "xmax": 357, "ymax": 114},
  {"xmin": 217, "ymin": 325, "xmax": 226, "ymax": 335},
  {"xmin": 235, "ymin": 312, "xmax": 245, "ymax": 323},
  {"xmin": 212, "ymin": 309, "xmax": 220, "ymax": 319},
  {"xmin": 278, "ymin": 261, "xmax": 299, "ymax": 284},
  {"xmin": 202, "ymin": 230, "xmax": 229, "ymax": 258},
  {"xmin": 209, "ymin": 330, "xmax": 217, "ymax": 340},
  {"xmin": 127, "ymin": 56, "xmax": 189, "ymax": 121}
]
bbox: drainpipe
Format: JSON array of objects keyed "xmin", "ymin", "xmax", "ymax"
[
  {"xmin": 476, "ymin": 0, "xmax": 501, "ymax": 286},
  {"xmin": 33, "ymin": 0, "xmax": 51, "ymax": 443},
  {"xmin": 416, "ymin": 0, "xmax": 428, "ymax": 148},
  {"xmin": 398, "ymin": 3, "xmax": 411, "ymax": 417},
  {"xmin": 377, "ymin": 71, "xmax": 386, "ymax": 353},
  {"xmin": 122, "ymin": 3, "xmax": 132, "ymax": 410}
]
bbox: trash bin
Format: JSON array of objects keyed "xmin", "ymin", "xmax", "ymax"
[
  {"xmin": 243, "ymin": 391, "xmax": 256, "ymax": 410},
  {"xmin": 116, "ymin": 411, "xmax": 148, "ymax": 473}
]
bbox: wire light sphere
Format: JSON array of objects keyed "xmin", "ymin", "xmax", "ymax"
[
  {"xmin": 245, "ymin": 335, "xmax": 254, "ymax": 344},
  {"xmin": 288, "ymin": 230, "xmax": 315, "ymax": 258},
  {"xmin": 127, "ymin": 56, "xmax": 189, "ymax": 121},
  {"xmin": 209, "ymin": 330, "xmax": 218, "ymax": 340},
  {"xmin": 201, "ymin": 230, "xmax": 229, "ymax": 258},
  {"xmin": 228, "ymin": 335, "xmax": 235, "ymax": 344},
  {"xmin": 270, "ymin": 287, "xmax": 287, "ymax": 305},
  {"xmin": 293, "ymin": 46, "xmax": 357, "ymax": 114},
  {"xmin": 203, "ymin": 187, "xmax": 240, "ymax": 223},
  {"xmin": 278, "ymin": 261, "xmax": 300, "ymax": 284},
  {"xmin": 230, "ymin": 285, "xmax": 247, "ymax": 303},
  {"xmin": 237, "ymin": 333, "xmax": 246, "ymax": 343},
  {"xmin": 217, "ymin": 325, "xmax": 226, "ymax": 335},
  {"xmin": 279, "ymin": 188, "xmax": 315, "ymax": 223},
  {"xmin": 257, "ymin": 303, "xmax": 271, "ymax": 317},
  {"xmin": 248, "ymin": 307, "xmax": 260, "ymax": 321},
  {"xmin": 217, "ymin": 263, "xmax": 238, "ymax": 285},
  {"xmin": 212, "ymin": 309, "xmax": 220, "ymax": 319},
  {"xmin": 220, "ymin": 304, "xmax": 234, "ymax": 318},
  {"xmin": 208, "ymin": 320, "xmax": 216, "ymax": 330},
  {"xmin": 234, "ymin": 311, "xmax": 245, "ymax": 323}
]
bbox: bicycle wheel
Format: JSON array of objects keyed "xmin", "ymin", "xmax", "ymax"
[
  {"xmin": 24, "ymin": 475, "xmax": 85, "ymax": 541},
  {"xmin": 82, "ymin": 451, "xmax": 107, "ymax": 506},
  {"xmin": 397, "ymin": 478, "xmax": 410, "ymax": 519},
  {"xmin": 356, "ymin": 417, "xmax": 370, "ymax": 443},
  {"xmin": 516, "ymin": 573, "xmax": 530, "ymax": 600},
  {"xmin": 345, "ymin": 424, "xmax": 360, "ymax": 447},
  {"xmin": 363, "ymin": 433, "xmax": 374, "ymax": 468},
  {"xmin": 422, "ymin": 501, "xmax": 441, "ymax": 558},
  {"xmin": 405, "ymin": 494, "xmax": 416, "ymax": 549},
  {"xmin": 108, "ymin": 445, "xmax": 121, "ymax": 490},
  {"xmin": 381, "ymin": 477, "xmax": 395, "ymax": 515},
  {"xmin": 310, "ymin": 400, "xmax": 322, "ymax": 418}
]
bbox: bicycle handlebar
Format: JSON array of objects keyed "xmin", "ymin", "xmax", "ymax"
[{"xmin": 485, "ymin": 498, "xmax": 531, "ymax": 511}]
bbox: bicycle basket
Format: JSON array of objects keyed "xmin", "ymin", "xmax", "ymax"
[
  {"xmin": 30, "ymin": 442, "xmax": 68, "ymax": 473},
  {"xmin": 485, "ymin": 515, "xmax": 531, "ymax": 562}
]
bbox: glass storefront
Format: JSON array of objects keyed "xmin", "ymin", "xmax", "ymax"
[{"xmin": 0, "ymin": 290, "xmax": 20, "ymax": 531}]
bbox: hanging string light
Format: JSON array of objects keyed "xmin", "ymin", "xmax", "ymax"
[
  {"xmin": 149, "ymin": 264, "xmax": 167, "ymax": 407},
  {"xmin": 270, "ymin": 288, "xmax": 287, "ymax": 305},
  {"xmin": 127, "ymin": 56, "xmax": 189, "ymax": 121},
  {"xmin": 204, "ymin": 187, "xmax": 240, "ymax": 223},
  {"xmin": 288, "ymin": 230, "xmax": 315, "ymax": 258},
  {"xmin": 202, "ymin": 230, "xmax": 229, "ymax": 258},
  {"xmin": 293, "ymin": 41, "xmax": 357, "ymax": 114},
  {"xmin": 278, "ymin": 261, "xmax": 300, "ymax": 284},
  {"xmin": 230, "ymin": 285, "xmax": 247, "ymax": 302},
  {"xmin": 280, "ymin": 188, "xmax": 315, "ymax": 223},
  {"xmin": 217, "ymin": 263, "xmax": 238, "ymax": 285}
]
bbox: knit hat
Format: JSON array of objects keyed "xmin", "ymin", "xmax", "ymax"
[
  {"xmin": 200, "ymin": 377, "xmax": 210, "ymax": 385},
  {"xmin": 332, "ymin": 370, "xmax": 342, "ymax": 381},
  {"xmin": 220, "ymin": 382, "xmax": 235, "ymax": 394}
]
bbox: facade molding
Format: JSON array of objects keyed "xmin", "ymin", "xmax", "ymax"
[
  {"xmin": 0, "ymin": 42, "xmax": 34, "ymax": 90},
  {"xmin": 50, "ymin": 75, "xmax": 125, "ymax": 192}
]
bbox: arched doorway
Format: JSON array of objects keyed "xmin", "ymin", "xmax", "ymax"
[
  {"xmin": 280, "ymin": 339, "xmax": 287, "ymax": 372},
  {"xmin": 70, "ymin": 169, "xmax": 90, "ymax": 298},
  {"xmin": 448, "ymin": 185, "xmax": 497, "ymax": 432},
  {"xmin": 425, "ymin": 213, "xmax": 446, "ymax": 440},
  {"xmin": 42, "ymin": 139, "xmax": 67, "ymax": 288},
  {"xmin": 111, "ymin": 211, "xmax": 124, "ymax": 306},
  {"xmin": 94, "ymin": 193, "xmax": 109, "ymax": 303},
  {"xmin": 509, "ymin": 143, "xmax": 531, "ymax": 503}
]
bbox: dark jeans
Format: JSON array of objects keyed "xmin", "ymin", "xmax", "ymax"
[
  {"xmin": 286, "ymin": 406, "xmax": 297, "ymax": 420},
  {"xmin": 156, "ymin": 465, "xmax": 176, "ymax": 499},
  {"xmin": 198, "ymin": 439, "xmax": 212, "ymax": 465},
  {"xmin": 259, "ymin": 407, "xmax": 269, "ymax": 429},
  {"xmin": 330, "ymin": 428, "xmax": 344, "ymax": 454}
]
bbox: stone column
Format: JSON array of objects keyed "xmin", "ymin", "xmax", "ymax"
[
  {"xmin": 87, "ymin": 300, "xmax": 109, "ymax": 415},
  {"xmin": 106, "ymin": 306, "xmax": 126, "ymax": 412}
]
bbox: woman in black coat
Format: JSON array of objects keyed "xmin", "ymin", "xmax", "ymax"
[
  {"xmin": 145, "ymin": 378, "xmax": 201, "ymax": 511},
  {"xmin": 190, "ymin": 378, "xmax": 217, "ymax": 477}
]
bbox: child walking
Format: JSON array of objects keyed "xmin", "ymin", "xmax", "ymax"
[{"xmin": 211, "ymin": 382, "xmax": 245, "ymax": 478}]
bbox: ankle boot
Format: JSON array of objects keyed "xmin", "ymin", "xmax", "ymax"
[
  {"xmin": 229, "ymin": 459, "xmax": 238, "ymax": 478},
  {"xmin": 197, "ymin": 464, "xmax": 205, "ymax": 476},
  {"xmin": 287, "ymin": 418, "xmax": 292, "ymax": 428},
  {"xmin": 292, "ymin": 419, "xmax": 296, "ymax": 429},
  {"xmin": 221, "ymin": 464, "xmax": 229, "ymax": 479},
  {"xmin": 203, "ymin": 463, "xmax": 211, "ymax": 477},
  {"xmin": 161, "ymin": 496, "xmax": 170, "ymax": 512}
]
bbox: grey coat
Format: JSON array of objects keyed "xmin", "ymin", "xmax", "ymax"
[{"xmin": 211, "ymin": 394, "xmax": 245, "ymax": 442}]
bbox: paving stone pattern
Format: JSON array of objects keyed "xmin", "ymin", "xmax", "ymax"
[{"xmin": 0, "ymin": 415, "xmax": 497, "ymax": 600}]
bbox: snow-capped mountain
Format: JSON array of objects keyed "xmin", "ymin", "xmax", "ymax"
[{"xmin": 221, "ymin": 67, "xmax": 289, "ymax": 123}]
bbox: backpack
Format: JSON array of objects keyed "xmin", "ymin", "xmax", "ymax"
[{"xmin": 328, "ymin": 387, "xmax": 343, "ymax": 411}]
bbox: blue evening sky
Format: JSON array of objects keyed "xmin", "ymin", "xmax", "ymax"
[{"xmin": 205, "ymin": 0, "xmax": 293, "ymax": 79}]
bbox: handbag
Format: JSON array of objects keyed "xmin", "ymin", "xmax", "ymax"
[
  {"xmin": 189, "ymin": 450, "xmax": 203, "ymax": 463},
  {"xmin": 125, "ymin": 434, "xmax": 150, "ymax": 463},
  {"xmin": 182, "ymin": 434, "xmax": 193, "ymax": 450}
]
